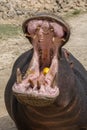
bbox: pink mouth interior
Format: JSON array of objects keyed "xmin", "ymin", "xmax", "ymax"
[{"xmin": 12, "ymin": 19, "xmax": 66, "ymax": 99}]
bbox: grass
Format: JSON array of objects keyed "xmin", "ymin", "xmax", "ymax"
[
  {"xmin": 72, "ymin": 9, "xmax": 81, "ymax": 15},
  {"xmin": 64, "ymin": 9, "xmax": 82, "ymax": 19},
  {"xmin": 0, "ymin": 24, "xmax": 22, "ymax": 39}
]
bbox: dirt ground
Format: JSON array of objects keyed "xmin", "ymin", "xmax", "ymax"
[{"xmin": 0, "ymin": 13, "xmax": 87, "ymax": 130}]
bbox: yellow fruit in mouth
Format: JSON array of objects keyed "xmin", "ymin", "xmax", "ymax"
[{"xmin": 43, "ymin": 67, "xmax": 49, "ymax": 75}]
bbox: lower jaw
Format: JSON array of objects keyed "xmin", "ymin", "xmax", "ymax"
[
  {"xmin": 13, "ymin": 83, "xmax": 59, "ymax": 107},
  {"xmin": 12, "ymin": 58, "xmax": 59, "ymax": 107}
]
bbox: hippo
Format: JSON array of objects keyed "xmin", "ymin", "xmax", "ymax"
[{"xmin": 5, "ymin": 13, "xmax": 87, "ymax": 130}]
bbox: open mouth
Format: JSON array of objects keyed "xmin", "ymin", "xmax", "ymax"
[{"xmin": 12, "ymin": 14, "xmax": 70, "ymax": 107}]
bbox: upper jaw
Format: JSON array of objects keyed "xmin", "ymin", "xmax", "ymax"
[{"xmin": 22, "ymin": 13, "xmax": 70, "ymax": 45}]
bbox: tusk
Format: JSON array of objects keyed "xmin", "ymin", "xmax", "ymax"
[
  {"xmin": 24, "ymin": 33, "xmax": 36, "ymax": 39},
  {"xmin": 26, "ymin": 69, "xmax": 35, "ymax": 75},
  {"xmin": 16, "ymin": 68, "xmax": 22, "ymax": 84},
  {"xmin": 33, "ymin": 35, "xmax": 37, "ymax": 39},
  {"xmin": 52, "ymin": 37, "xmax": 66, "ymax": 44},
  {"xmin": 24, "ymin": 33, "xmax": 31, "ymax": 37},
  {"xmin": 37, "ymin": 81, "xmax": 41, "ymax": 90},
  {"xmin": 52, "ymin": 37, "xmax": 55, "ymax": 42},
  {"xmin": 29, "ymin": 79, "xmax": 34, "ymax": 88}
]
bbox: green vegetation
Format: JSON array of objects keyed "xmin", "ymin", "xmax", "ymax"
[
  {"xmin": 0, "ymin": 24, "xmax": 22, "ymax": 39},
  {"xmin": 72, "ymin": 9, "xmax": 81, "ymax": 15},
  {"xmin": 64, "ymin": 9, "xmax": 82, "ymax": 19}
]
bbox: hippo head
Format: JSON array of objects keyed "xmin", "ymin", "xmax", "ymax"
[{"xmin": 12, "ymin": 13, "xmax": 71, "ymax": 107}]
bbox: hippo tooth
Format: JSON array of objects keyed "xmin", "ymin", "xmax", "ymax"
[
  {"xmin": 37, "ymin": 81, "xmax": 41, "ymax": 90},
  {"xmin": 52, "ymin": 37, "xmax": 64, "ymax": 44},
  {"xmin": 16, "ymin": 68, "xmax": 22, "ymax": 84},
  {"xmin": 24, "ymin": 33, "xmax": 31, "ymax": 38},
  {"xmin": 29, "ymin": 79, "xmax": 34, "ymax": 88},
  {"xmin": 50, "ymin": 28, "xmax": 54, "ymax": 31},
  {"xmin": 33, "ymin": 35, "xmax": 37, "ymax": 39},
  {"xmin": 52, "ymin": 37, "xmax": 55, "ymax": 42},
  {"xmin": 52, "ymin": 37, "xmax": 61, "ymax": 43}
]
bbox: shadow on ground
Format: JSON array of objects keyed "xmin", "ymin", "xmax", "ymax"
[{"xmin": 0, "ymin": 115, "xmax": 17, "ymax": 130}]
